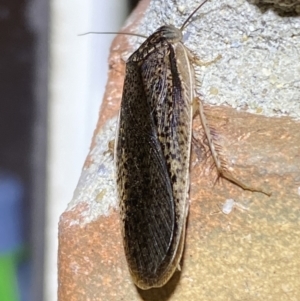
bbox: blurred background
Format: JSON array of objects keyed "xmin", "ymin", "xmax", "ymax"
[{"xmin": 0, "ymin": 0, "xmax": 138, "ymax": 300}]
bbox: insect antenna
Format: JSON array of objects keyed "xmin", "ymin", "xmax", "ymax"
[
  {"xmin": 180, "ymin": 0, "xmax": 210, "ymax": 31},
  {"xmin": 79, "ymin": 0, "xmax": 211, "ymax": 40},
  {"xmin": 78, "ymin": 31, "xmax": 147, "ymax": 39}
]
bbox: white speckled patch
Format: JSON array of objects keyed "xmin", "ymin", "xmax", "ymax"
[{"xmin": 67, "ymin": 117, "xmax": 118, "ymax": 226}]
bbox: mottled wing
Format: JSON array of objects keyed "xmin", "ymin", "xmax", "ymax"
[
  {"xmin": 116, "ymin": 60, "xmax": 176, "ymax": 288},
  {"xmin": 140, "ymin": 39, "xmax": 194, "ymax": 271},
  {"xmin": 116, "ymin": 27, "xmax": 194, "ymax": 289},
  {"xmin": 141, "ymin": 42, "xmax": 193, "ymax": 198}
]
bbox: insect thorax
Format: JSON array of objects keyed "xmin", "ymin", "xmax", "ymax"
[{"xmin": 129, "ymin": 25, "xmax": 183, "ymax": 63}]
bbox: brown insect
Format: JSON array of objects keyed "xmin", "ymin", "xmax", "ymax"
[{"xmin": 115, "ymin": 0, "xmax": 270, "ymax": 290}]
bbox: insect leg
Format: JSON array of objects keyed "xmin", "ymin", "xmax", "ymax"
[
  {"xmin": 193, "ymin": 53, "xmax": 222, "ymax": 67},
  {"xmin": 195, "ymin": 97, "xmax": 271, "ymax": 196}
]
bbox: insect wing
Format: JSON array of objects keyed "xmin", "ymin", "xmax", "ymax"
[
  {"xmin": 116, "ymin": 27, "xmax": 194, "ymax": 289},
  {"xmin": 116, "ymin": 60, "xmax": 176, "ymax": 288},
  {"xmin": 139, "ymin": 38, "xmax": 193, "ymax": 268}
]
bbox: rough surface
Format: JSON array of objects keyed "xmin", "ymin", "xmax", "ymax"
[
  {"xmin": 66, "ymin": 117, "xmax": 117, "ymax": 225},
  {"xmin": 58, "ymin": 0, "xmax": 300, "ymax": 300}
]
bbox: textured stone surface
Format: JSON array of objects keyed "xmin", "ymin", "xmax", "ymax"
[{"xmin": 58, "ymin": 0, "xmax": 300, "ymax": 300}]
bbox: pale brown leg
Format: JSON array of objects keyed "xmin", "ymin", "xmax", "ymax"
[
  {"xmin": 104, "ymin": 139, "xmax": 115, "ymax": 157},
  {"xmin": 192, "ymin": 54, "xmax": 222, "ymax": 67},
  {"xmin": 194, "ymin": 97, "xmax": 271, "ymax": 196}
]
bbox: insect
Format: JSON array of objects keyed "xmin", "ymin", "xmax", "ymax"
[{"xmin": 115, "ymin": 0, "xmax": 270, "ymax": 290}]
